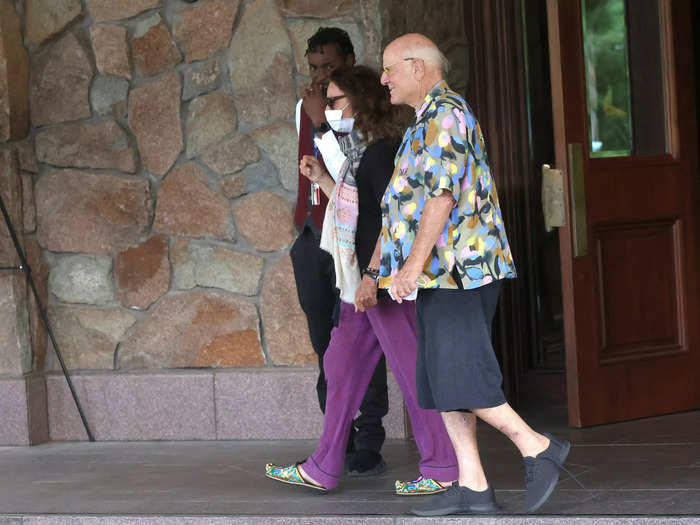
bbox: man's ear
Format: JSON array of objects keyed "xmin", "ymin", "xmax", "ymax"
[
  {"xmin": 346, "ymin": 54, "xmax": 355, "ymax": 67},
  {"xmin": 412, "ymin": 58, "xmax": 426, "ymax": 80}
]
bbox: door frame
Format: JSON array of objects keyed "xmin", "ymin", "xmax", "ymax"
[{"xmin": 546, "ymin": 0, "xmax": 582, "ymax": 425}]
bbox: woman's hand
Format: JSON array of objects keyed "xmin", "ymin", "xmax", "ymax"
[
  {"xmin": 300, "ymin": 155, "xmax": 328, "ymax": 183},
  {"xmin": 354, "ymin": 275, "xmax": 378, "ymax": 312},
  {"xmin": 300, "ymin": 155, "xmax": 335, "ymax": 199}
]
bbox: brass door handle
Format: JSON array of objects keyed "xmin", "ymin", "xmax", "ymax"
[
  {"xmin": 542, "ymin": 164, "xmax": 565, "ymax": 232},
  {"xmin": 568, "ymin": 142, "xmax": 587, "ymax": 257}
]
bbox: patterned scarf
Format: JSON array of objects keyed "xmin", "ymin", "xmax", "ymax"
[{"xmin": 320, "ymin": 130, "xmax": 367, "ymax": 303}]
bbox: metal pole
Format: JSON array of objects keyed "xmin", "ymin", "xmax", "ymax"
[{"xmin": 0, "ymin": 191, "xmax": 95, "ymax": 442}]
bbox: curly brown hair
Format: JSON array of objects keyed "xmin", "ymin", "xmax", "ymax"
[{"xmin": 329, "ymin": 65, "xmax": 407, "ymax": 143}]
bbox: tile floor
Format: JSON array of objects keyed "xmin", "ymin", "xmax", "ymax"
[{"xmin": 0, "ymin": 408, "xmax": 698, "ymax": 520}]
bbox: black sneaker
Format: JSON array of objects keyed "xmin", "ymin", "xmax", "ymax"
[
  {"xmin": 410, "ymin": 482, "xmax": 497, "ymax": 516},
  {"xmin": 346, "ymin": 449, "xmax": 387, "ymax": 477},
  {"xmin": 524, "ymin": 432, "xmax": 571, "ymax": 512}
]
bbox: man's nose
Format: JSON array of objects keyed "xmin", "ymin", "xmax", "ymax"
[{"xmin": 380, "ymin": 72, "xmax": 388, "ymax": 85}]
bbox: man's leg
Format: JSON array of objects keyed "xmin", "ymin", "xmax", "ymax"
[
  {"xmin": 413, "ymin": 283, "xmax": 569, "ymax": 515},
  {"xmin": 411, "ymin": 409, "xmax": 497, "ymax": 517},
  {"xmin": 304, "ymin": 306, "xmax": 335, "ymax": 411},
  {"xmin": 469, "ymin": 281, "xmax": 551, "ymax": 458},
  {"xmin": 290, "ymin": 228, "xmax": 337, "ymax": 412},
  {"xmin": 440, "ymin": 411, "xmax": 487, "ymax": 490},
  {"xmin": 472, "ymin": 402, "xmax": 570, "ymax": 513},
  {"xmin": 410, "ymin": 287, "xmax": 501, "ymax": 516},
  {"xmin": 472, "ymin": 404, "xmax": 549, "ymax": 457}
]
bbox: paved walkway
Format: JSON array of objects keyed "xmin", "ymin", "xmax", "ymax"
[{"xmin": 0, "ymin": 409, "xmax": 699, "ymax": 523}]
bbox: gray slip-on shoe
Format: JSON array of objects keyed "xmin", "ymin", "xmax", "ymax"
[
  {"xmin": 410, "ymin": 482, "xmax": 497, "ymax": 516},
  {"xmin": 524, "ymin": 432, "xmax": 571, "ymax": 512}
]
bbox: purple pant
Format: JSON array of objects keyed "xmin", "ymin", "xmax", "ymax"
[{"xmin": 302, "ymin": 298, "xmax": 458, "ymax": 489}]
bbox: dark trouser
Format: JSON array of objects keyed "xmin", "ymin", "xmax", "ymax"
[
  {"xmin": 290, "ymin": 225, "xmax": 388, "ymax": 453},
  {"xmin": 415, "ymin": 281, "xmax": 506, "ymax": 412}
]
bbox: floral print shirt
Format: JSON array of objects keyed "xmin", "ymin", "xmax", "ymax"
[{"xmin": 379, "ymin": 81, "xmax": 516, "ymax": 290}]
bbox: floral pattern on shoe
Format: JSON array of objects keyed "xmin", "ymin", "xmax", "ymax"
[
  {"xmin": 266, "ymin": 463, "xmax": 304, "ymax": 483},
  {"xmin": 265, "ymin": 462, "xmax": 327, "ymax": 492},
  {"xmin": 395, "ymin": 475, "xmax": 450, "ymax": 495}
]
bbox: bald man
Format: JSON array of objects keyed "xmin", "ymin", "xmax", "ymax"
[{"xmin": 372, "ymin": 34, "xmax": 571, "ymax": 516}]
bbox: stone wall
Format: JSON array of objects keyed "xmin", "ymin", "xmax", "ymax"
[
  {"xmin": 1, "ymin": 0, "xmax": 386, "ymax": 377},
  {"xmin": 2, "ymin": 0, "xmax": 476, "ymax": 444},
  {"xmin": 0, "ymin": 0, "xmax": 412, "ymax": 444}
]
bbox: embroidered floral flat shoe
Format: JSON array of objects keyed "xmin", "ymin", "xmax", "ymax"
[
  {"xmin": 265, "ymin": 462, "xmax": 328, "ymax": 493},
  {"xmin": 395, "ymin": 475, "xmax": 452, "ymax": 495}
]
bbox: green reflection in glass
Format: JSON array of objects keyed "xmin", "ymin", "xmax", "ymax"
[{"xmin": 582, "ymin": 0, "xmax": 632, "ymax": 157}]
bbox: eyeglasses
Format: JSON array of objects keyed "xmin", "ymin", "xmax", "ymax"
[
  {"xmin": 382, "ymin": 57, "xmax": 414, "ymax": 75},
  {"xmin": 325, "ymin": 94, "xmax": 347, "ymax": 109}
]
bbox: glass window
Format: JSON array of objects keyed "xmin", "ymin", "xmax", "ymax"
[{"xmin": 582, "ymin": 0, "xmax": 668, "ymax": 158}]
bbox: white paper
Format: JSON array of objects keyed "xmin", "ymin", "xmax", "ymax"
[
  {"xmin": 313, "ymin": 131, "xmax": 346, "ymax": 182},
  {"xmin": 387, "ymin": 287, "xmax": 418, "ymax": 302},
  {"xmin": 295, "ymin": 99, "xmax": 302, "ymax": 136}
]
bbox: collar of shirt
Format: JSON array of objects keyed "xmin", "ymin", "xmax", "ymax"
[{"xmin": 415, "ymin": 80, "xmax": 450, "ymax": 121}]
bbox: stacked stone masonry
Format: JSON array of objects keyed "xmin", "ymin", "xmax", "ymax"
[
  {"xmin": 0, "ymin": 0, "xmax": 385, "ymax": 381},
  {"xmin": 0, "ymin": 0, "xmax": 469, "ymax": 443}
]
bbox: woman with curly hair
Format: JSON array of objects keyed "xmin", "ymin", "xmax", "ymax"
[{"xmin": 265, "ymin": 65, "xmax": 458, "ymax": 495}]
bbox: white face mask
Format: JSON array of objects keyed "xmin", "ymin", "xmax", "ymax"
[{"xmin": 325, "ymin": 107, "xmax": 355, "ymax": 133}]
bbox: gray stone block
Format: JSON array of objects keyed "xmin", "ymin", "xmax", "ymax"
[
  {"xmin": 0, "ymin": 275, "xmax": 32, "ymax": 375},
  {"xmin": 214, "ymin": 367, "xmax": 406, "ymax": 439},
  {"xmin": 90, "ymin": 74, "xmax": 129, "ymax": 118},
  {"xmin": 182, "ymin": 57, "xmax": 222, "ymax": 101},
  {"xmin": 0, "ymin": 378, "xmax": 29, "ymax": 445},
  {"xmin": 48, "ymin": 255, "xmax": 114, "ymax": 305},
  {"xmin": 46, "ymin": 371, "xmax": 216, "ymax": 441},
  {"xmin": 0, "ymin": 374, "xmax": 48, "ymax": 445},
  {"xmin": 242, "ymin": 161, "xmax": 281, "ymax": 193}
]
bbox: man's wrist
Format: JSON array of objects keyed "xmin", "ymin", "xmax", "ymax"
[
  {"xmin": 313, "ymin": 171, "xmax": 330, "ymax": 184},
  {"xmin": 402, "ymin": 258, "xmax": 423, "ymax": 277}
]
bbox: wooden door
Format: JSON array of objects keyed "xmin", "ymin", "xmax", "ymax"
[{"xmin": 546, "ymin": 0, "xmax": 700, "ymax": 426}]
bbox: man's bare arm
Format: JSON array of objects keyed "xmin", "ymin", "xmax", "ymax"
[{"xmin": 390, "ymin": 190, "xmax": 455, "ymax": 302}]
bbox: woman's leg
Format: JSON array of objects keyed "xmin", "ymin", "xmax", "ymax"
[
  {"xmin": 367, "ymin": 299, "xmax": 459, "ymax": 483},
  {"xmin": 300, "ymin": 302, "xmax": 384, "ymax": 489}
]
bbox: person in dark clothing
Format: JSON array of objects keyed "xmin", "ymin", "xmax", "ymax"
[
  {"xmin": 267, "ymin": 66, "xmax": 458, "ymax": 495},
  {"xmin": 290, "ymin": 27, "xmax": 388, "ymax": 475}
]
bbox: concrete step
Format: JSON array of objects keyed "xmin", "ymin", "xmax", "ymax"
[{"xmin": 3, "ymin": 515, "xmax": 700, "ymax": 524}]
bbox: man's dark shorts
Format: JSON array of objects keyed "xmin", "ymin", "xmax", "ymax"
[{"xmin": 415, "ymin": 281, "xmax": 506, "ymax": 412}]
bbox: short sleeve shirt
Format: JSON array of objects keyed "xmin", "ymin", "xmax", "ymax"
[{"xmin": 379, "ymin": 81, "xmax": 517, "ymax": 290}]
